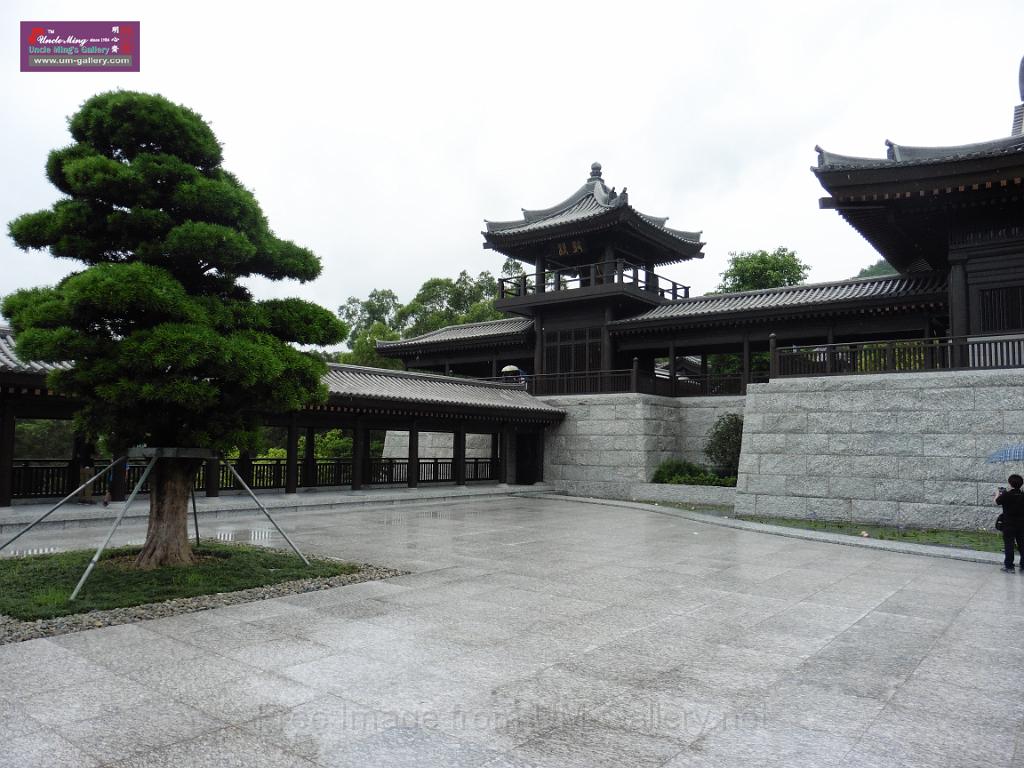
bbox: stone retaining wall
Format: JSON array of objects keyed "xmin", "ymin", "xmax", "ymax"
[
  {"xmin": 735, "ymin": 369, "xmax": 1024, "ymax": 530},
  {"xmin": 539, "ymin": 393, "xmax": 746, "ymax": 495}
]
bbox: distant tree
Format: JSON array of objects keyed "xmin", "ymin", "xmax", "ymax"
[
  {"xmin": 855, "ymin": 259, "xmax": 898, "ymax": 278},
  {"xmin": 338, "ymin": 321, "xmax": 403, "ymax": 369},
  {"xmin": 14, "ymin": 419, "xmax": 75, "ymax": 458},
  {"xmin": 394, "ymin": 270, "xmax": 502, "ymax": 338},
  {"xmin": 3, "ymin": 91, "xmax": 346, "ymax": 568},
  {"xmin": 716, "ymin": 247, "xmax": 809, "ymax": 293},
  {"xmin": 338, "ymin": 288, "xmax": 401, "ymax": 344}
]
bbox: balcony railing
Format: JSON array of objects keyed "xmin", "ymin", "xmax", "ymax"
[
  {"xmin": 772, "ymin": 332, "xmax": 1024, "ymax": 378},
  {"xmin": 9, "ymin": 457, "xmax": 497, "ymax": 500},
  {"xmin": 480, "ymin": 365, "xmax": 765, "ymax": 398},
  {"xmin": 498, "ymin": 259, "xmax": 689, "ymax": 302}
]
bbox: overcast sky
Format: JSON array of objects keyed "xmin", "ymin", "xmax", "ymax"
[{"xmin": 4, "ymin": 1, "xmax": 1024, "ymax": 340}]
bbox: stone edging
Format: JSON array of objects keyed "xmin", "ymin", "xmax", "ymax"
[{"xmin": 524, "ymin": 493, "xmax": 1002, "ymax": 565}]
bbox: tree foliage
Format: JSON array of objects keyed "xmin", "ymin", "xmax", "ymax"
[
  {"xmin": 3, "ymin": 91, "xmax": 346, "ymax": 567},
  {"xmin": 716, "ymin": 247, "xmax": 809, "ymax": 293},
  {"xmin": 4, "ymin": 91, "xmax": 347, "ymax": 454},
  {"xmin": 855, "ymin": 259, "xmax": 898, "ymax": 279}
]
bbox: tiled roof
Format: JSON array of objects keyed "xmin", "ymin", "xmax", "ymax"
[
  {"xmin": 484, "ymin": 163, "xmax": 703, "ymax": 253},
  {"xmin": 324, "ymin": 364, "xmax": 564, "ymax": 417},
  {"xmin": 814, "ymin": 135, "xmax": 1024, "ymax": 172},
  {"xmin": 611, "ymin": 274, "xmax": 947, "ymax": 328},
  {"xmin": 377, "ymin": 318, "xmax": 533, "ymax": 353},
  {"xmin": 0, "ymin": 327, "xmax": 71, "ymax": 374}
]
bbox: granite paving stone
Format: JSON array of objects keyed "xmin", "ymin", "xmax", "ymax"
[{"xmin": 1, "ymin": 492, "xmax": 1021, "ymax": 766}]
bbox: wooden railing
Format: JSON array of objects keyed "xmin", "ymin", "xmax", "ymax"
[
  {"xmin": 773, "ymin": 333, "xmax": 1024, "ymax": 378},
  {"xmin": 498, "ymin": 259, "xmax": 689, "ymax": 302},
  {"xmin": 9, "ymin": 457, "xmax": 498, "ymax": 500}
]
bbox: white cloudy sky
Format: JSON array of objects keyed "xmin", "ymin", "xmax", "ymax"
[{"xmin": 3, "ymin": 0, "xmax": 1023, "ymax": 336}]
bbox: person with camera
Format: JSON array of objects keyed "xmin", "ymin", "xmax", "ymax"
[{"xmin": 995, "ymin": 474, "xmax": 1024, "ymax": 572}]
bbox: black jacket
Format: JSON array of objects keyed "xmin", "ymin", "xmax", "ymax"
[{"xmin": 997, "ymin": 488, "xmax": 1024, "ymax": 531}]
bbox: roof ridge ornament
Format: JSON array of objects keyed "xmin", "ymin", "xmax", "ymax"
[
  {"xmin": 1019, "ymin": 54, "xmax": 1024, "ymax": 102},
  {"xmin": 590, "ymin": 161, "xmax": 602, "ymax": 180}
]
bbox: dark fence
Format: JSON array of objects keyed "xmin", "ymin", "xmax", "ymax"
[
  {"xmin": 774, "ymin": 333, "xmax": 1024, "ymax": 378},
  {"xmin": 10, "ymin": 457, "xmax": 498, "ymax": 500}
]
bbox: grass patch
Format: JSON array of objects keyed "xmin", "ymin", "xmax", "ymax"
[
  {"xmin": 733, "ymin": 515, "xmax": 1002, "ymax": 553},
  {"xmin": 0, "ymin": 542, "xmax": 358, "ymax": 621},
  {"xmin": 647, "ymin": 501, "xmax": 1002, "ymax": 553}
]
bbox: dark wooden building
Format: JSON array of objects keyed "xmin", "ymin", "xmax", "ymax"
[{"xmin": 380, "ymin": 162, "xmax": 966, "ymax": 393}]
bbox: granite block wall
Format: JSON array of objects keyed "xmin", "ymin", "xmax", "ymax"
[
  {"xmin": 735, "ymin": 369, "xmax": 1024, "ymax": 530},
  {"xmin": 539, "ymin": 393, "xmax": 745, "ymax": 498},
  {"xmin": 381, "ymin": 431, "xmax": 492, "ymax": 459}
]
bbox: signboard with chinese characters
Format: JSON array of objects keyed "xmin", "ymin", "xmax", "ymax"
[
  {"xmin": 21, "ymin": 22, "xmax": 140, "ymax": 72},
  {"xmin": 555, "ymin": 240, "xmax": 586, "ymax": 257}
]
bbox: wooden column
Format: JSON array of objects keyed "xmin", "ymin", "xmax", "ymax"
[
  {"xmin": 490, "ymin": 433, "xmax": 499, "ymax": 480},
  {"xmin": 668, "ymin": 341, "xmax": 677, "ymax": 397},
  {"xmin": 407, "ymin": 425, "xmax": 419, "ymax": 488},
  {"xmin": 0, "ymin": 402, "xmax": 14, "ymax": 507},
  {"xmin": 769, "ymin": 333, "xmax": 778, "ymax": 378},
  {"xmin": 533, "ymin": 319, "xmax": 544, "ymax": 375},
  {"xmin": 303, "ymin": 426, "xmax": 316, "ymax": 488},
  {"xmin": 602, "ymin": 306, "xmax": 614, "ymax": 371},
  {"xmin": 536, "ymin": 255, "xmax": 546, "ymax": 294},
  {"xmin": 68, "ymin": 433, "xmax": 86, "ymax": 496},
  {"xmin": 351, "ymin": 421, "xmax": 366, "ymax": 490},
  {"xmin": 700, "ymin": 352, "xmax": 709, "ymax": 395},
  {"xmin": 285, "ymin": 422, "xmax": 299, "ymax": 494},
  {"xmin": 949, "ymin": 260, "xmax": 969, "ymax": 367},
  {"xmin": 236, "ymin": 450, "xmax": 253, "ymax": 489},
  {"xmin": 741, "ymin": 334, "xmax": 751, "ymax": 394},
  {"xmin": 453, "ymin": 425, "xmax": 466, "ymax": 486},
  {"xmin": 204, "ymin": 457, "xmax": 220, "ymax": 497},
  {"xmin": 498, "ymin": 426, "xmax": 510, "ymax": 483},
  {"xmin": 536, "ymin": 430, "xmax": 545, "ymax": 483},
  {"xmin": 490, "ymin": 358, "xmax": 498, "ymax": 379},
  {"xmin": 826, "ymin": 325, "xmax": 835, "ymax": 374}
]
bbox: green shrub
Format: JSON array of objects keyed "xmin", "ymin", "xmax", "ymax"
[
  {"xmin": 651, "ymin": 458, "xmax": 737, "ymax": 487},
  {"xmin": 704, "ymin": 413, "xmax": 744, "ymax": 476}
]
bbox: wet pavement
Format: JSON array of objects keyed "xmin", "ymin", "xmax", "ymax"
[{"xmin": 1, "ymin": 494, "xmax": 1022, "ymax": 767}]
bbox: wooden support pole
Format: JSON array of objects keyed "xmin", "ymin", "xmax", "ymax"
[
  {"xmin": 490, "ymin": 433, "xmax": 499, "ymax": 480},
  {"xmin": 68, "ymin": 433, "xmax": 85, "ymax": 497},
  {"xmin": 453, "ymin": 425, "xmax": 466, "ymax": 486},
  {"xmin": 407, "ymin": 425, "xmax": 419, "ymax": 488},
  {"xmin": 536, "ymin": 255, "xmax": 546, "ymax": 294},
  {"xmin": 769, "ymin": 333, "xmax": 778, "ymax": 378},
  {"xmin": 630, "ymin": 357, "xmax": 640, "ymax": 393},
  {"xmin": 0, "ymin": 403, "xmax": 14, "ymax": 507}
]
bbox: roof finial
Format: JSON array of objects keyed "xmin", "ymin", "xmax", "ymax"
[
  {"xmin": 1019, "ymin": 54, "xmax": 1024, "ymax": 102},
  {"xmin": 590, "ymin": 162, "xmax": 602, "ymax": 180}
]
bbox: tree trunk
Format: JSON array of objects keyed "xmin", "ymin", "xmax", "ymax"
[{"xmin": 134, "ymin": 458, "xmax": 199, "ymax": 568}]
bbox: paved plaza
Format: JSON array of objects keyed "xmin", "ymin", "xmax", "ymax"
[{"xmin": 1, "ymin": 494, "xmax": 1022, "ymax": 767}]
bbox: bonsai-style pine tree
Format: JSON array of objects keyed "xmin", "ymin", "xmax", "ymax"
[{"xmin": 3, "ymin": 91, "xmax": 346, "ymax": 568}]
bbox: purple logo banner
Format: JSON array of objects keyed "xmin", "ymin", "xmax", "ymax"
[{"xmin": 21, "ymin": 21, "xmax": 140, "ymax": 72}]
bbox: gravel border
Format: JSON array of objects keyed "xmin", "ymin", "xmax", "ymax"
[{"xmin": 0, "ymin": 557, "xmax": 406, "ymax": 645}]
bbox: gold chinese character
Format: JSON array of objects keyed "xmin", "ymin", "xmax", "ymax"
[
  {"xmin": 557, "ymin": 242, "xmax": 568, "ymax": 256},
  {"xmin": 571, "ymin": 240, "xmax": 584, "ymax": 254}
]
